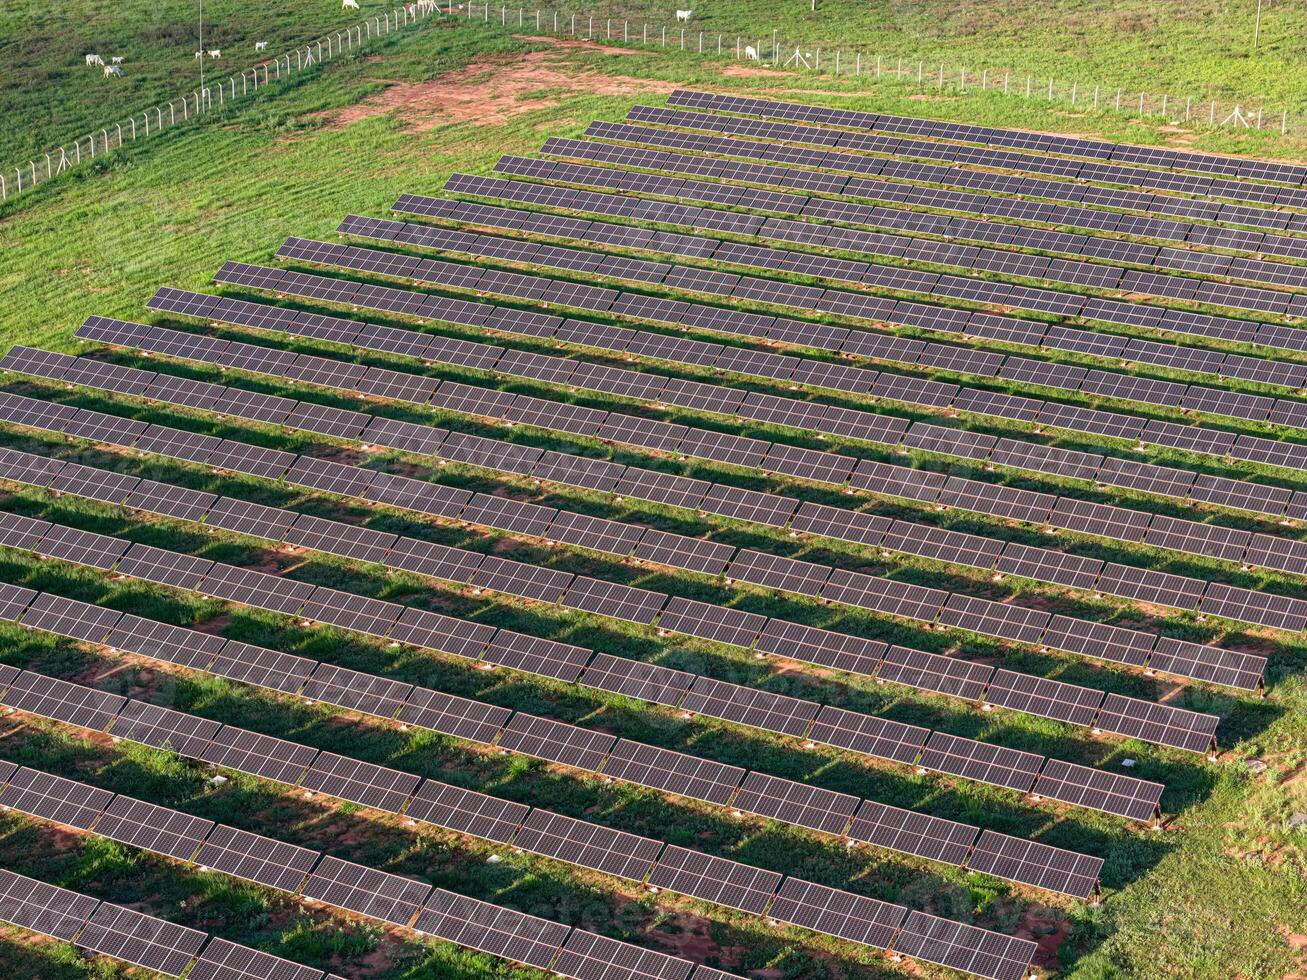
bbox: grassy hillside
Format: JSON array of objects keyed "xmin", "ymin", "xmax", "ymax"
[{"xmin": 1, "ymin": 13, "xmax": 1307, "ymax": 980}]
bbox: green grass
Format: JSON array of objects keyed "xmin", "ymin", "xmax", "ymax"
[{"xmin": 0, "ymin": 13, "xmax": 1306, "ymax": 980}]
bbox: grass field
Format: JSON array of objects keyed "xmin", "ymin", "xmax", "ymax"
[{"xmin": 1, "ymin": 8, "xmax": 1307, "ymax": 980}]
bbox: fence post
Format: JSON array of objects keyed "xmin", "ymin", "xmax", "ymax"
[
  {"xmin": 1256, "ymin": 106, "xmax": 1263, "ymax": 128},
  {"xmin": 1138, "ymin": 92, "xmax": 1145, "ymax": 114},
  {"xmin": 1, "ymin": 174, "xmax": 6, "ymax": 200},
  {"xmin": 1003, "ymin": 72, "xmax": 1008, "ymax": 93},
  {"xmin": 1210, "ymin": 101, "xmax": 1216, "ymax": 124},
  {"xmin": 45, "ymin": 153, "xmax": 52, "ymax": 177},
  {"xmin": 1282, "ymin": 110, "xmax": 1288, "ymax": 134},
  {"xmin": 1048, "ymin": 78, "xmax": 1054, "ymax": 99},
  {"xmin": 1161, "ymin": 94, "xmax": 1168, "ymax": 116},
  {"xmin": 938, "ymin": 63, "xmax": 944, "ymax": 88}
]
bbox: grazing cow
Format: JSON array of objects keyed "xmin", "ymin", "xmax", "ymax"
[
  {"xmin": 207, "ymin": 49, "xmax": 221, "ymax": 58},
  {"xmin": 675, "ymin": 9, "xmax": 691, "ymax": 21},
  {"xmin": 85, "ymin": 53, "xmax": 103, "ymax": 66},
  {"xmin": 342, "ymin": 0, "xmax": 359, "ymax": 9},
  {"xmin": 744, "ymin": 44, "xmax": 758, "ymax": 60},
  {"xmin": 111, "ymin": 56, "xmax": 124, "ymax": 64},
  {"xmin": 255, "ymin": 40, "xmax": 268, "ymax": 50},
  {"xmin": 194, "ymin": 50, "xmax": 204, "ymax": 58},
  {"xmin": 103, "ymin": 64, "xmax": 123, "ymax": 77}
]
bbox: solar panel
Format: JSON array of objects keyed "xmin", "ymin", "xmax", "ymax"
[
  {"xmin": 301, "ymin": 752, "xmax": 420, "ymax": 812},
  {"xmin": 208, "ymin": 640, "xmax": 316, "ymax": 694},
  {"xmin": 727, "ymin": 549, "xmax": 831, "ymax": 596},
  {"xmin": 0, "ymin": 671, "xmax": 126, "ymax": 731},
  {"xmin": 994, "ymin": 542, "xmax": 1104, "ymax": 591},
  {"xmin": 284, "ymin": 513, "xmax": 398, "ymax": 565},
  {"xmin": 396, "ymin": 687, "xmax": 510, "ymax": 744},
  {"xmin": 699, "ymin": 484, "xmax": 799, "ymax": 526},
  {"xmin": 680, "ymin": 676, "xmax": 818, "ymax": 737},
  {"xmin": 482, "ymin": 630, "xmax": 592, "ymax": 683},
  {"xmin": 967, "ymin": 831, "xmax": 1102, "ymax": 899},
  {"xmin": 301, "ymin": 855, "xmax": 431, "ymax": 926},
  {"xmin": 94, "ymin": 795, "xmax": 214, "ymax": 861},
  {"xmin": 1200, "ymin": 582, "xmax": 1307, "ymax": 634},
  {"xmin": 1096, "ymin": 563, "xmax": 1205, "ymax": 610},
  {"xmin": 1095, "ymin": 694, "xmax": 1220, "ymax": 754},
  {"xmin": 497, "ymin": 713, "xmax": 615, "ymax": 771},
  {"xmin": 1147, "ymin": 636, "xmax": 1266, "ymax": 691},
  {"xmin": 194, "ymin": 824, "xmax": 320, "ymax": 892},
  {"xmin": 468, "ymin": 556, "xmax": 575, "ymax": 604},
  {"xmin": 0, "ymin": 868, "xmax": 99, "ymax": 940},
  {"xmin": 0, "ymin": 582, "xmax": 35, "ymax": 623},
  {"xmin": 546, "ymin": 510, "xmax": 644, "ymax": 556},
  {"xmin": 199, "ymin": 725, "xmax": 319, "ymax": 784},
  {"xmin": 0, "ymin": 767, "xmax": 113, "ymax": 829},
  {"xmin": 300, "ymin": 662, "xmax": 412, "ymax": 718},
  {"xmin": 513, "ymin": 808, "xmax": 663, "ymax": 882},
  {"xmin": 632, "ymin": 529, "xmax": 735, "ymax": 575},
  {"xmin": 731, "ymin": 771, "xmax": 858, "ymax": 835},
  {"xmin": 820, "ymin": 569, "xmax": 948, "ymax": 622},
  {"xmin": 579, "ymin": 653, "xmax": 693, "ymax": 707},
  {"xmin": 876, "ymin": 645, "xmax": 992, "ymax": 700},
  {"xmin": 917, "ymin": 732, "xmax": 1043, "ymax": 792},
  {"xmin": 893, "ymin": 910, "xmax": 1036, "ymax": 980},
  {"xmin": 412, "ymin": 889, "xmax": 568, "ymax": 970},
  {"xmin": 1042, "ymin": 615, "xmax": 1154, "ymax": 667},
  {"xmin": 297, "ymin": 588, "xmax": 404, "ymax": 638},
  {"xmin": 552, "ymin": 930, "xmax": 694, "ymax": 980},
  {"xmin": 754, "ymin": 619, "xmax": 887, "ymax": 677},
  {"xmin": 601, "ymin": 739, "xmax": 744, "ymax": 805},
  {"xmin": 18, "ymin": 592, "xmax": 124, "ymax": 645},
  {"xmin": 109, "ymin": 699, "xmax": 222, "ymax": 757},
  {"xmin": 562, "ymin": 577, "xmax": 667, "ymax": 625},
  {"xmin": 984, "ymin": 670, "xmax": 1104, "ymax": 726},
  {"xmin": 104, "ymin": 615, "xmax": 225, "ymax": 670},
  {"xmin": 806, "ymin": 705, "xmax": 929, "ymax": 766},
  {"xmin": 657, "ymin": 598, "xmax": 765, "ymax": 649},
  {"xmin": 204, "ymin": 496, "xmax": 297, "ymax": 540},
  {"xmin": 34, "ymin": 522, "xmax": 130, "ymax": 570},
  {"xmin": 187, "ymin": 937, "xmax": 325, "ymax": 980},
  {"xmin": 768, "ymin": 877, "xmax": 907, "ymax": 951},
  {"xmin": 1032, "ymin": 759, "xmax": 1164, "ymax": 822},
  {"xmin": 648, "ymin": 846, "xmax": 778, "ymax": 919},
  {"xmin": 846, "ymin": 800, "xmax": 979, "ymax": 866},
  {"xmin": 403, "ymin": 781, "xmax": 528, "ymax": 843},
  {"xmin": 75, "ymin": 903, "xmax": 206, "ymax": 976},
  {"xmin": 114, "ymin": 543, "xmax": 215, "ymax": 590},
  {"xmin": 0, "ymin": 511, "xmax": 54, "ymax": 551}
]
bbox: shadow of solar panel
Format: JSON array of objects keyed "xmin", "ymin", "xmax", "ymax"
[
  {"xmin": 1042, "ymin": 615, "xmax": 1154, "ymax": 667},
  {"xmin": 188, "ymin": 937, "xmax": 325, "ymax": 980},
  {"xmin": 820, "ymin": 569, "xmax": 947, "ymax": 622},
  {"xmin": 658, "ymin": 598, "xmax": 765, "ymax": 649},
  {"xmin": 727, "ymin": 549, "xmax": 831, "ymax": 596},
  {"xmin": 413, "ymin": 889, "xmax": 568, "ymax": 969},
  {"xmin": 918, "ymin": 732, "xmax": 1043, "ymax": 792},
  {"xmin": 0, "ymin": 511, "xmax": 53, "ymax": 551},
  {"xmin": 303, "ymin": 855, "xmax": 431, "ymax": 926},
  {"xmin": 578, "ymin": 653, "xmax": 692, "ymax": 707},
  {"xmin": 968, "ymin": 831, "xmax": 1102, "ymax": 899},
  {"xmin": 562, "ymin": 577, "xmax": 667, "ymax": 626},
  {"xmin": 806, "ymin": 704, "xmax": 929, "ymax": 766},
  {"xmin": 35, "ymin": 522, "xmax": 130, "ymax": 570},
  {"xmin": 195, "ymin": 824, "xmax": 320, "ymax": 893},
  {"xmin": 301, "ymin": 662, "xmax": 412, "ymax": 718},
  {"xmin": 0, "ymin": 582, "xmax": 34, "ymax": 623},
  {"xmin": 298, "ymin": 589, "xmax": 403, "ymax": 638},
  {"xmin": 769, "ymin": 877, "xmax": 907, "ymax": 950},
  {"xmin": 0, "ymin": 767, "xmax": 112, "ymax": 829},
  {"xmin": 404, "ymin": 780, "xmax": 527, "ymax": 843},
  {"xmin": 105, "ymin": 616, "xmax": 226, "ymax": 670},
  {"xmin": 602, "ymin": 740, "xmax": 744, "ymax": 805},
  {"xmin": 95, "ymin": 795, "xmax": 214, "ymax": 861},
  {"xmin": 515, "ymin": 809, "xmax": 663, "ymax": 882},
  {"xmin": 469, "ymin": 557, "xmax": 575, "ymax": 604},
  {"xmin": 110, "ymin": 700, "xmax": 221, "ymax": 758},
  {"xmin": 302, "ymin": 752, "xmax": 420, "ymax": 812},
  {"xmin": 755, "ymin": 620, "xmax": 886, "ymax": 677},
  {"xmin": 76, "ymin": 903, "xmax": 206, "ymax": 976},
  {"xmin": 498, "ymin": 714, "xmax": 615, "ymax": 771},
  {"xmin": 1, "ymin": 671, "xmax": 126, "ymax": 731},
  {"xmin": 994, "ymin": 542, "xmax": 1103, "ymax": 591},
  {"xmin": 0, "ymin": 869, "xmax": 99, "ymax": 940},
  {"xmin": 204, "ymin": 497, "xmax": 297, "ymax": 540},
  {"xmin": 632, "ymin": 529, "xmax": 735, "ymax": 575},
  {"xmin": 731, "ymin": 771, "xmax": 858, "ymax": 835},
  {"xmin": 396, "ymin": 687, "xmax": 510, "ymax": 744},
  {"xmin": 984, "ymin": 670, "xmax": 1104, "ymax": 726},
  {"xmin": 847, "ymin": 800, "xmax": 978, "ymax": 865},
  {"xmin": 553, "ymin": 930, "xmax": 694, "ymax": 980},
  {"xmin": 893, "ymin": 910, "xmax": 1036, "ymax": 980},
  {"xmin": 649, "ymin": 845, "xmax": 781, "ymax": 914},
  {"xmin": 1147, "ymin": 637, "xmax": 1265, "ymax": 691},
  {"xmin": 877, "ymin": 645, "xmax": 993, "ymax": 700},
  {"xmin": 1032, "ymin": 759, "xmax": 1163, "ymax": 822},
  {"xmin": 208, "ymin": 640, "xmax": 315, "ymax": 694},
  {"xmin": 1095, "ymin": 694, "xmax": 1219, "ymax": 754},
  {"xmin": 682, "ymin": 676, "xmax": 818, "ymax": 737},
  {"xmin": 483, "ymin": 631, "xmax": 592, "ymax": 683},
  {"xmin": 199, "ymin": 726, "xmax": 318, "ymax": 784},
  {"xmin": 114, "ymin": 544, "xmax": 215, "ymax": 590},
  {"xmin": 382, "ymin": 537, "xmax": 484, "ymax": 583}
]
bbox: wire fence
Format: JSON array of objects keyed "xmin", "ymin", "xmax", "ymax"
[
  {"xmin": 5, "ymin": 0, "xmax": 1300, "ymax": 204},
  {"xmin": 0, "ymin": 0, "xmax": 446, "ymax": 202}
]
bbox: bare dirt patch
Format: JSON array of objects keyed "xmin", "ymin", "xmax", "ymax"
[{"xmin": 316, "ymin": 38, "xmax": 675, "ymax": 133}]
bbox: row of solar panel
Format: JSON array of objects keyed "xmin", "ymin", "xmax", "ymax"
[
  {"xmin": 667, "ymin": 90, "xmax": 1307, "ymax": 198},
  {"xmin": 437, "ymin": 167, "xmax": 1307, "ymax": 357},
  {"xmin": 13, "ymin": 337, "xmax": 1276, "ymax": 692},
  {"xmin": 130, "ymin": 284, "xmax": 1307, "ymax": 588},
  {"xmin": 0, "ymin": 494, "xmax": 1171, "ymax": 826},
  {"xmin": 0, "ymin": 611, "xmax": 1109, "ymax": 903},
  {"xmin": 514, "ymin": 139, "xmax": 1307, "ymax": 349},
  {"xmin": 0, "ymin": 864, "xmax": 336, "ymax": 980},
  {"xmin": 621, "ymin": 105, "xmax": 1307, "ymax": 228}
]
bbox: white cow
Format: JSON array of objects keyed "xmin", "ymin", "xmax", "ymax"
[
  {"xmin": 254, "ymin": 40, "xmax": 268, "ymax": 50},
  {"xmin": 744, "ymin": 44, "xmax": 758, "ymax": 60},
  {"xmin": 194, "ymin": 50, "xmax": 204, "ymax": 58},
  {"xmin": 342, "ymin": 0, "xmax": 359, "ymax": 9},
  {"xmin": 675, "ymin": 9, "xmax": 691, "ymax": 21},
  {"xmin": 207, "ymin": 49, "xmax": 221, "ymax": 58},
  {"xmin": 103, "ymin": 64, "xmax": 123, "ymax": 77},
  {"xmin": 85, "ymin": 53, "xmax": 104, "ymax": 66},
  {"xmin": 111, "ymin": 56, "xmax": 124, "ymax": 64}
]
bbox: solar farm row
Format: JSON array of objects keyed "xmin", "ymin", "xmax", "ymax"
[
  {"xmin": 489, "ymin": 148, "xmax": 1307, "ymax": 373},
  {"xmin": 0, "ymin": 647, "xmax": 1106, "ymax": 905},
  {"xmin": 402, "ymin": 173, "xmax": 1307, "ymax": 377},
  {"xmin": 0, "ymin": 865, "xmax": 335, "ymax": 980},
  {"xmin": 3, "ymin": 337, "xmax": 1271, "ymax": 698}
]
